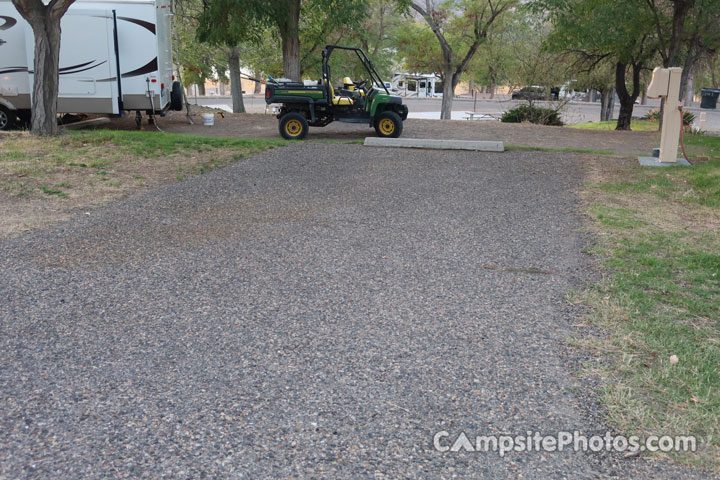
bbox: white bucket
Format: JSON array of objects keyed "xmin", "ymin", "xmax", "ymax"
[{"xmin": 202, "ymin": 113, "xmax": 214, "ymax": 126}]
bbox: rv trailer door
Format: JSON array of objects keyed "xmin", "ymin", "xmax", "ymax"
[{"xmin": 24, "ymin": 8, "xmax": 119, "ymax": 114}]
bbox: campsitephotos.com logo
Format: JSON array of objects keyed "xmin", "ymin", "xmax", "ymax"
[{"xmin": 433, "ymin": 430, "xmax": 697, "ymax": 457}]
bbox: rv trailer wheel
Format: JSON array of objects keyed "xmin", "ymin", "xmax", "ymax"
[
  {"xmin": 170, "ymin": 81, "xmax": 184, "ymax": 111},
  {"xmin": 0, "ymin": 106, "xmax": 15, "ymax": 131},
  {"xmin": 17, "ymin": 110, "xmax": 31, "ymax": 129}
]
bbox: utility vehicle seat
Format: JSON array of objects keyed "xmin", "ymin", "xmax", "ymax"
[{"xmin": 328, "ymin": 83, "xmax": 353, "ymax": 106}]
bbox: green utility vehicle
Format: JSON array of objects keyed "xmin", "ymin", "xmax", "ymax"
[{"xmin": 265, "ymin": 45, "xmax": 408, "ymax": 140}]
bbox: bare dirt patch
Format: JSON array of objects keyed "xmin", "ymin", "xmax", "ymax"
[{"xmin": 99, "ymin": 110, "xmax": 658, "ymax": 155}]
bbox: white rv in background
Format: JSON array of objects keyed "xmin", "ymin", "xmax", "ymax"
[{"xmin": 0, "ymin": 0, "xmax": 183, "ymax": 129}]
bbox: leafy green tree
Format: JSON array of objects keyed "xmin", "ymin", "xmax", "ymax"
[
  {"xmin": 672, "ymin": 0, "xmax": 720, "ymax": 102},
  {"xmin": 498, "ymin": 13, "xmax": 570, "ymax": 96},
  {"xmin": 537, "ymin": 0, "xmax": 657, "ymax": 130},
  {"xmin": 353, "ymin": 0, "xmax": 405, "ymax": 78},
  {"xmin": 395, "ymin": 19, "xmax": 444, "ymax": 73},
  {"xmin": 174, "ymin": 3, "xmax": 227, "ymax": 96},
  {"xmin": 402, "ymin": 0, "xmax": 516, "ymax": 119},
  {"xmin": 197, "ymin": 0, "xmax": 369, "ymax": 82},
  {"xmin": 466, "ymin": 11, "xmax": 518, "ymax": 98},
  {"xmin": 196, "ymin": 0, "xmax": 267, "ymax": 111},
  {"xmin": 572, "ymin": 62, "xmax": 616, "ymax": 120},
  {"xmin": 695, "ymin": 55, "xmax": 720, "ymax": 90}
]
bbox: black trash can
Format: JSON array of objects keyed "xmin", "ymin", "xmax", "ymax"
[{"xmin": 700, "ymin": 88, "xmax": 720, "ymax": 109}]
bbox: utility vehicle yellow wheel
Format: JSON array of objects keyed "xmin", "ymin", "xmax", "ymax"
[
  {"xmin": 374, "ymin": 111, "xmax": 403, "ymax": 138},
  {"xmin": 379, "ymin": 118, "xmax": 395, "ymax": 135},
  {"xmin": 279, "ymin": 112, "xmax": 309, "ymax": 140}
]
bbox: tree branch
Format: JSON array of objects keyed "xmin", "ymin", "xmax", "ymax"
[
  {"xmin": 644, "ymin": 0, "xmax": 668, "ymax": 63},
  {"xmin": 410, "ymin": 1, "xmax": 454, "ymax": 64}
]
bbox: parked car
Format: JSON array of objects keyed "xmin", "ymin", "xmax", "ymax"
[
  {"xmin": 511, "ymin": 86, "xmax": 559, "ymax": 101},
  {"xmin": 374, "ymin": 81, "xmax": 398, "ymax": 94}
]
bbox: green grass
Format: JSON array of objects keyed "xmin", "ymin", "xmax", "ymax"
[
  {"xmin": 580, "ymin": 158, "xmax": 720, "ymax": 468},
  {"xmin": 685, "ymin": 133, "xmax": 720, "ymax": 160},
  {"xmin": 568, "ymin": 119, "xmax": 659, "ymax": 131},
  {"xmin": 39, "ymin": 185, "xmax": 69, "ymax": 198},
  {"xmin": 505, "ymin": 144, "xmax": 614, "ymax": 155},
  {"xmin": 595, "ymin": 159, "xmax": 720, "ymax": 208},
  {"xmin": 61, "ymin": 130, "xmax": 287, "ymax": 157}
]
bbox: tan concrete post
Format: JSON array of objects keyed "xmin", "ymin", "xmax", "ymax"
[{"xmin": 647, "ymin": 67, "xmax": 684, "ymax": 163}]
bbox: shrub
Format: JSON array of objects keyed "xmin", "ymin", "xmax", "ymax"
[
  {"xmin": 643, "ymin": 108, "xmax": 695, "ymax": 125},
  {"xmin": 643, "ymin": 109, "xmax": 661, "ymax": 121},
  {"xmin": 683, "ymin": 110, "xmax": 696, "ymax": 125},
  {"xmin": 501, "ymin": 105, "xmax": 564, "ymax": 126}
]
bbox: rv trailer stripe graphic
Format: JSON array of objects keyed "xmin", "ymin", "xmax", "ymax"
[
  {"xmin": 121, "ymin": 57, "xmax": 158, "ymax": 78},
  {"xmin": 59, "ymin": 61, "xmax": 108, "ymax": 75},
  {"xmin": 0, "ymin": 14, "xmax": 156, "ymax": 77},
  {"xmin": 2, "ymin": 61, "xmax": 108, "ymax": 76},
  {"xmin": 0, "ymin": 67, "xmax": 27, "ymax": 74},
  {"xmin": 59, "ymin": 61, "xmax": 96, "ymax": 72},
  {"xmin": 79, "ymin": 57, "xmax": 159, "ymax": 82},
  {"xmin": 0, "ymin": 16, "xmax": 17, "ymax": 30}
]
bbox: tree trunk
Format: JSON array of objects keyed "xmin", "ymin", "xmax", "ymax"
[
  {"xmin": 228, "ymin": 46, "xmax": 245, "ymax": 114},
  {"xmin": 616, "ymin": 101, "xmax": 633, "ymax": 131},
  {"xmin": 197, "ymin": 82, "xmax": 206, "ymax": 96},
  {"xmin": 615, "ymin": 62, "xmax": 640, "ymax": 131},
  {"xmin": 408, "ymin": 1, "xmax": 497, "ymax": 120},
  {"xmin": 12, "ymin": 0, "xmax": 75, "ymax": 136},
  {"xmin": 29, "ymin": 14, "xmax": 61, "ymax": 134},
  {"xmin": 440, "ymin": 72, "xmax": 454, "ymax": 119},
  {"xmin": 277, "ymin": 0, "xmax": 301, "ymax": 81},
  {"xmin": 665, "ymin": 0, "xmax": 694, "ymax": 68},
  {"xmin": 439, "ymin": 70, "xmax": 459, "ymax": 120},
  {"xmin": 679, "ymin": 39, "xmax": 698, "ymax": 102},
  {"xmin": 641, "ymin": 89, "xmax": 647, "ymax": 105},
  {"xmin": 253, "ymin": 71, "xmax": 262, "ymax": 94},
  {"xmin": 600, "ymin": 88, "xmax": 615, "ymax": 121},
  {"xmin": 684, "ymin": 69, "xmax": 694, "ymax": 106}
]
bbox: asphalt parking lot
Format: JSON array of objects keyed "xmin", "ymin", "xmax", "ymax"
[{"xmin": 0, "ymin": 144, "xmax": 710, "ymax": 478}]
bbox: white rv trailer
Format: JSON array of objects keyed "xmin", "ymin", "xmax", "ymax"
[
  {"xmin": 0, "ymin": 0, "xmax": 183, "ymax": 129},
  {"xmin": 391, "ymin": 72, "xmax": 443, "ymax": 98}
]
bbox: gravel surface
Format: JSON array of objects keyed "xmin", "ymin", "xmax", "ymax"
[{"xmin": 0, "ymin": 144, "xmax": 712, "ymax": 479}]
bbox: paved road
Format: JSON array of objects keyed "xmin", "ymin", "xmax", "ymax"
[
  {"xmin": 196, "ymin": 94, "xmax": 720, "ymax": 129},
  {"xmin": 0, "ymin": 145, "xmax": 710, "ymax": 478}
]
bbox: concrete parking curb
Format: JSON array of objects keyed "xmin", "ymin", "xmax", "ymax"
[{"xmin": 364, "ymin": 137, "xmax": 504, "ymax": 152}]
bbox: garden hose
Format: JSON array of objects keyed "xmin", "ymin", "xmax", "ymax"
[{"xmin": 146, "ymin": 77, "xmax": 164, "ymax": 133}]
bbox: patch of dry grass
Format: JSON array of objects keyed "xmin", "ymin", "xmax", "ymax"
[
  {"xmin": 576, "ymin": 156, "xmax": 720, "ymax": 470},
  {"xmin": 0, "ymin": 130, "xmax": 284, "ymax": 237}
]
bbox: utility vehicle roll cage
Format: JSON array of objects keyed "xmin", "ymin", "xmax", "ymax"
[{"xmin": 322, "ymin": 45, "xmax": 391, "ymax": 102}]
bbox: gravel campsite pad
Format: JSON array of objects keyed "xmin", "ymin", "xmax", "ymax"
[
  {"xmin": 0, "ymin": 143, "xmax": 710, "ymax": 478},
  {"xmin": 107, "ymin": 110, "xmax": 658, "ymax": 155}
]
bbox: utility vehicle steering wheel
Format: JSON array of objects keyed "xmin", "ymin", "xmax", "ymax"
[{"xmin": 355, "ymin": 79, "xmax": 370, "ymax": 91}]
